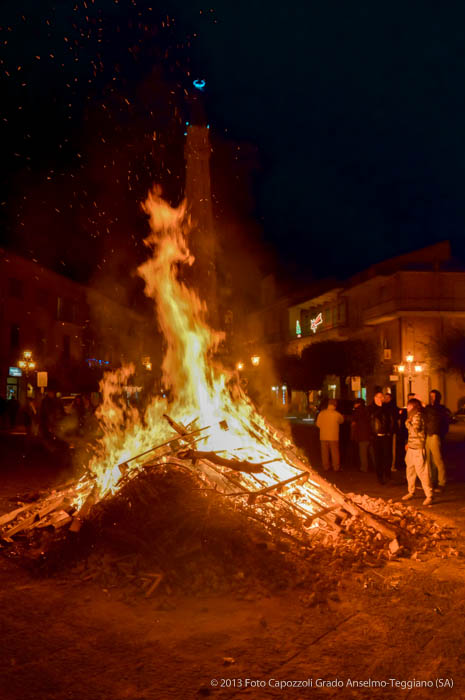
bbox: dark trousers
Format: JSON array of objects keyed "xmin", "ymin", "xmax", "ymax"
[{"xmin": 372, "ymin": 435, "xmax": 392, "ymax": 483}]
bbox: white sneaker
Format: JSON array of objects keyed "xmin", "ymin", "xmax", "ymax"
[
  {"xmin": 402, "ymin": 493, "xmax": 414, "ymax": 501},
  {"xmin": 422, "ymin": 497, "xmax": 433, "ymax": 506}
]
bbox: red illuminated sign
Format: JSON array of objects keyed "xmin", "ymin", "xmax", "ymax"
[{"xmin": 311, "ymin": 312, "xmax": 323, "ymax": 333}]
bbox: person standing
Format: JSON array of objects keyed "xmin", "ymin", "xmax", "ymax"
[
  {"xmin": 402, "ymin": 398, "xmax": 433, "ymax": 505},
  {"xmin": 316, "ymin": 399, "xmax": 344, "ymax": 472},
  {"xmin": 39, "ymin": 388, "xmax": 64, "ymax": 448},
  {"xmin": 383, "ymin": 392, "xmax": 399, "ymax": 472},
  {"xmin": 368, "ymin": 390, "xmax": 394, "ymax": 484},
  {"xmin": 424, "ymin": 390, "xmax": 449, "ymax": 492},
  {"xmin": 351, "ymin": 399, "xmax": 371, "ymax": 472}
]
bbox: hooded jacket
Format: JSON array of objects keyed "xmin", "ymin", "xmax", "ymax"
[{"xmin": 424, "ymin": 391, "xmax": 449, "ymax": 438}]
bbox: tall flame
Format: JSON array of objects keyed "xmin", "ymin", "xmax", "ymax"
[{"xmin": 82, "ymin": 188, "xmax": 330, "ymax": 519}]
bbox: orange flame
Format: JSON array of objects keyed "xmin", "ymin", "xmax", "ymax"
[{"xmin": 80, "ymin": 188, "xmax": 330, "ymax": 519}]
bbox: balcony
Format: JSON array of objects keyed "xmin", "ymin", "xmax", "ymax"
[
  {"xmin": 363, "ymin": 296, "xmax": 465, "ymax": 324},
  {"xmin": 289, "ymin": 320, "xmax": 348, "ymax": 341}
]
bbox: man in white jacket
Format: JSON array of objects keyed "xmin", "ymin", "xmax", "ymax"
[{"xmin": 316, "ymin": 399, "xmax": 344, "ymax": 471}]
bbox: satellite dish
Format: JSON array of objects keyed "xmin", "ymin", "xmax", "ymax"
[{"xmin": 193, "ymin": 79, "xmax": 206, "ymax": 91}]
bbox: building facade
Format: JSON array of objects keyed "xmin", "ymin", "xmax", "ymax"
[
  {"xmin": 248, "ymin": 242, "xmax": 465, "ymax": 410},
  {"xmin": 0, "ymin": 249, "xmax": 156, "ymax": 401}
]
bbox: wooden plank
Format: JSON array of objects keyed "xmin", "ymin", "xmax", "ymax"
[
  {"xmin": 179, "ymin": 448, "xmax": 264, "ymax": 474},
  {"xmin": 69, "ymin": 485, "xmax": 98, "ymax": 532},
  {"xmin": 145, "ymin": 573, "xmax": 164, "ymax": 598},
  {"xmin": 0, "ymin": 502, "xmax": 38, "ymax": 528},
  {"xmin": 4, "ymin": 513, "xmax": 38, "ymax": 537},
  {"xmin": 247, "ymin": 472, "xmax": 309, "ymax": 504},
  {"xmin": 38, "ymin": 495, "xmax": 65, "ymax": 519},
  {"xmin": 262, "ymin": 420, "xmax": 398, "ymax": 540},
  {"xmin": 117, "ymin": 423, "xmax": 212, "ymax": 469},
  {"xmin": 304, "ymin": 504, "xmax": 340, "ymax": 525}
]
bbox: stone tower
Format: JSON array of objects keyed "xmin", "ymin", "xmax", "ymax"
[{"xmin": 184, "ymin": 82, "xmax": 218, "ymax": 323}]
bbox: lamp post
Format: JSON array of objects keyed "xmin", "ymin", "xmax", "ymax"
[
  {"xmin": 397, "ymin": 352, "xmax": 423, "ymax": 396},
  {"xmin": 17, "ymin": 350, "xmax": 37, "ymax": 400},
  {"xmin": 17, "ymin": 350, "xmax": 36, "ymax": 376}
]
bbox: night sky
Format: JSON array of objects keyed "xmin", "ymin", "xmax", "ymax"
[{"xmin": 2, "ymin": 1, "xmax": 465, "ymax": 291}]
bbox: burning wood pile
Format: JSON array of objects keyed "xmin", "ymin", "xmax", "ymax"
[
  {"xmin": 0, "ymin": 190, "xmax": 456, "ymax": 593},
  {"xmin": 0, "ymin": 413, "xmax": 393, "ymax": 548},
  {"xmin": 0, "ymin": 425, "xmax": 455, "ymax": 596}
]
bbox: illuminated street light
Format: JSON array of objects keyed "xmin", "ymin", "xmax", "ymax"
[
  {"xmin": 251, "ymin": 355, "xmax": 260, "ymax": 367},
  {"xmin": 398, "ymin": 353, "xmax": 423, "ymax": 396},
  {"xmin": 236, "ymin": 361, "xmax": 244, "ymax": 371},
  {"xmin": 17, "ymin": 350, "xmax": 36, "ymax": 374}
]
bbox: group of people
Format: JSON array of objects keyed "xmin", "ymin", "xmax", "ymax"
[
  {"xmin": 23, "ymin": 389, "xmax": 97, "ymax": 449},
  {"xmin": 316, "ymin": 389, "xmax": 450, "ymax": 505}
]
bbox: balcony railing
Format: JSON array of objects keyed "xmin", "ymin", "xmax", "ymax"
[
  {"xmin": 290, "ymin": 320, "xmax": 347, "ymax": 340},
  {"xmin": 363, "ymin": 296, "xmax": 465, "ymax": 322}
]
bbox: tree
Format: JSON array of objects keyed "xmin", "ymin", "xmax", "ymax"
[
  {"xmin": 274, "ymin": 353, "xmax": 304, "ymax": 389},
  {"xmin": 429, "ymin": 330, "xmax": 465, "ymax": 380},
  {"xmin": 276, "ymin": 339, "xmax": 377, "ymax": 391}
]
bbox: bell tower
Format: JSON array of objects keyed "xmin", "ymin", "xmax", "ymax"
[{"xmin": 184, "ymin": 80, "xmax": 218, "ymax": 323}]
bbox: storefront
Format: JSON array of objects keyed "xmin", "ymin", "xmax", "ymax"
[{"xmin": 6, "ymin": 366, "xmax": 22, "ymax": 400}]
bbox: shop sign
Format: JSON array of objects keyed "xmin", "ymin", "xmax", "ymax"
[
  {"xmin": 37, "ymin": 371, "xmax": 48, "ymax": 387},
  {"xmin": 8, "ymin": 367, "xmax": 22, "ymax": 377}
]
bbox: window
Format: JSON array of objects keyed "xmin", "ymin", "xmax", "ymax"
[
  {"xmin": 35, "ymin": 329, "xmax": 46, "ymax": 357},
  {"xmin": 8, "ymin": 278, "xmax": 23, "ymax": 299},
  {"xmin": 10, "ymin": 324, "xmax": 20, "ymax": 349},
  {"xmin": 63, "ymin": 335, "xmax": 70, "ymax": 359}
]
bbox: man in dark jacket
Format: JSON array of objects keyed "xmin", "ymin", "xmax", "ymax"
[
  {"xmin": 424, "ymin": 389, "xmax": 449, "ymax": 491},
  {"xmin": 383, "ymin": 392, "xmax": 400, "ymax": 471},
  {"xmin": 368, "ymin": 390, "xmax": 395, "ymax": 484},
  {"xmin": 351, "ymin": 399, "xmax": 371, "ymax": 472}
]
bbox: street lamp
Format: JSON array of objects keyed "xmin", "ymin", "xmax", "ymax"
[
  {"xmin": 236, "ymin": 361, "xmax": 244, "ymax": 371},
  {"xmin": 17, "ymin": 349, "xmax": 36, "ymax": 399},
  {"xmin": 398, "ymin": 352, "xmax": 422, "ymax": 395},
  {"xmin": 17, "ymin": 350, "xmax": 36, "ymax": 375},
  {"xmin": 251, "ymin": 355, "xmax": 260, "ymax": 367}
]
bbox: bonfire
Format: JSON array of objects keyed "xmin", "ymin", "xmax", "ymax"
[{"xmin": 0, "ymin": 190, "xmax": 454, "ymax": 590}]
